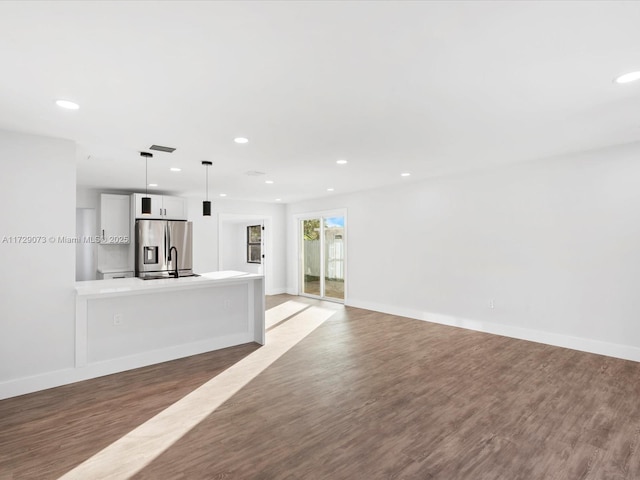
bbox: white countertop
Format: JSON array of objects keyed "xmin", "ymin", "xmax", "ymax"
[{"xmin": 76, "ymin": 271, "xmax": 263, "ymax": 297}]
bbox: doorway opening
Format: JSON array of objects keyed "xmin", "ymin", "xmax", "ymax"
[
  {"xmin": 299, "ymin": 214, "xmax": 346, "ymax": 302},
  {"xmin": 218, "ymin": 214, "xmax": 272, "ymax": 293}
]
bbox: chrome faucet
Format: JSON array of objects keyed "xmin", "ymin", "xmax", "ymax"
[{"xmin": 168, "ymin": 246, "xmax": 179, "ymax": 278}]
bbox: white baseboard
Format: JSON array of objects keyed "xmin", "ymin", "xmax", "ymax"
[
  {"xmin": 266, "ymin": 287, "xmax": 287, "ymax": 295},
  {"xmin": 346, "ymin": 298, "xmax": 640, "ymax": 363},
  {"xmin": 286, "ymin": 288, "xmax": 297, "ymax": 295},
  {"xmin": 0, "ymin": 332, "xmax": 253, "ymax": 401}
]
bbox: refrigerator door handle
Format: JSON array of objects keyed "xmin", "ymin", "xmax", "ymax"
[
  {"xmin": 164, "ymin": 223, "xmax": 168, "ymax": 262},
  {"xmin": 167, "ymin": 223, "xmax": 171, "ymax": 262}
]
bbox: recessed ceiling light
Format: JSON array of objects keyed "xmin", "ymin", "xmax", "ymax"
[
  {"xmin": 327, "ymin": 188, "xmax": 335, "ymax": 192},
  {"xmin": 275, "ymin": 198, "xmax": 282, "ymax": 202},
  {"xmin": 55, "ymin": 99, "xmax": 79, "ymax": 110},
  {"xmin": 219, "ymin": 193, "xmax": 227, "ymax": 197},
  {"xmin": 170, "ymin": 167, "xmax": 181, "ymax": 172},
  {"xmin": 148, "ymin": 183, "xmax": 158, "ymax": 187},
  {"xmin": 614, "ymin": 71, "xmax": 640, "ymax": 84},
  {"xmin": 234, "ymin": 137, "xmax": 249, "ymax": 144},
  {"xmin": 401, "ymin": 172, "xmax": 411, "ymax": 177},
  {"xmin": 336, "ymin": 159, "xmax": 348, "ymax": 165},
  {"xmin": 265, "ymin": 180, "xmax": 274, "ymax": 184}
]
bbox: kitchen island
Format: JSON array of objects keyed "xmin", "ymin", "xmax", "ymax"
[{"xmin": 74, "ymin": 271, "xmax": 264, "ymax": 381}]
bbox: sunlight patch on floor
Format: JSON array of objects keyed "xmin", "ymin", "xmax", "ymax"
[
  {"xmin": 265, "ymin": 300, "xmax": 309, "ymax": 329},
  {"xmin": 58, "ymin": 302, "xmax": 336, "ymax": 480}
]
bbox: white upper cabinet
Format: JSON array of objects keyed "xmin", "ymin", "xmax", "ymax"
[
  {"xmin": 100, "ymin": 194, "xmax": 130, "ymax": 244},
  {"xmin": 162, "ymin": 195, "xmax": 186, "ymax": 220},
  {"xmin": 133, "ymin": 193, "xmax": 187, "ymax": 220},
  {"xmin": 133, "ymin": 193, "xmax": 164, "ymax": 219}
]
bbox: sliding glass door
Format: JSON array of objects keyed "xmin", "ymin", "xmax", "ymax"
[
  {"xmin": 301, "ymin": 218, "xmax": 322, "ymax": 296},
  {"xmin": 300, "ymin": 215, "xmax": 345, "ymax": 301}
]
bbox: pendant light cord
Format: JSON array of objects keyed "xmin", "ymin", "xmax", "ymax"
[
  {"xmin": 145, "ymin": 157, "xmax": 148, "ymax": 196},
  {"xmin": 206, "ymin": 164, "xmax": 209, "ymax": 201}
]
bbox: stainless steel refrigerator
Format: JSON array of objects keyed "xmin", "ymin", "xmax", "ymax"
[{"xmin": 135, "ymin": 219, "xmax": 194, "ymax": 279}]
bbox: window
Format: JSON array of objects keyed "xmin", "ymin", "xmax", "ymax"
[{"xmin": 247, "ymin": 225, "xmax": 262, "ymax": 264}]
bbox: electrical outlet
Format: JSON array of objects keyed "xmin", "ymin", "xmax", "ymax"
[
  {"xmin": 489, "ymin": 299, "xmax": 495, "ymax": 309},
  {"xmin": 113, "ymin": 314, "xmax": 123, "ymax": 326}
]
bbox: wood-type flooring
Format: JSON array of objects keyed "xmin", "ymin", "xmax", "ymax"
[{"xmin": 2, "ymin": 295, "xmax": 640, "ymax": 479}]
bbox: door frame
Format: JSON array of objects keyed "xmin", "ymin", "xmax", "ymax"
[{"xmin": 294, "ymin": 208, "xmax": 347, "ymax": 303}]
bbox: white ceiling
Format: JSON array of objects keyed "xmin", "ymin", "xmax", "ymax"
[{"xmin": 1, "ymin": 1, "xmax": 640, "ymax": 203}]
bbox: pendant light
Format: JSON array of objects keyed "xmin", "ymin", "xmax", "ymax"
[
  {"xmin": 140, "ymin": 152, "xmax": 153, "ymax": 215},
  {"xmin": 202, "ymin": 160, "xmax": 212, "ymax": 216}
]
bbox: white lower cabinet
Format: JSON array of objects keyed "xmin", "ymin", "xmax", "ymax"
[{"xmin": 97, "ymin": 270, "xmax": 134, "ymax": 280}]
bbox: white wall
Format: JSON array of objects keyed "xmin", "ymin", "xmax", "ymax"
[
  {"xmin": 187, "ymin": 197, "xmax": 287, "ymax": 294},
  {"xmin": 220, "ymin": 221, "xmax": 262, "ymax": 274},
  {"xmin": 287, "ymin": 141, "xmax": 640, "ymax": 361},
  {"xmin": 0, "ymin": 130, "xmax": 76, "ymax": 387},
  {"xmin": 76, "ymin": 208, "xmax": 97, "ymax": 281},
  {"xmin": 220, "ymin": 222, "xmax": 242, "ymax": 270}
]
